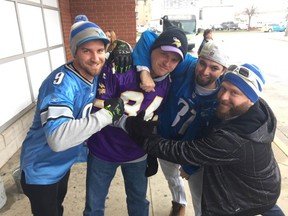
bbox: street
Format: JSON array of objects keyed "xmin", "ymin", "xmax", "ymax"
[{"xmin": 192, "ymin": 31, "xmax": 288, "ymax": 149}]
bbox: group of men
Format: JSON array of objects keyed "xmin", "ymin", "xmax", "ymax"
[{"xmin": 19, "ymin": 14, "xmax": 284, "ymax": 216}]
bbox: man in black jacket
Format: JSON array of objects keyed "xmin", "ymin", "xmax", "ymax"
[{"xmin": 125, "ymin": 63, "xmax": 284, "ymax": 216}]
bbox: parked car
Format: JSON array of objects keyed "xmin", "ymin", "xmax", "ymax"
[
  {"xmin": 238, "ymin": 23, "xmax": 248, "ymax": 30},
  {"xmin": 261, "ymin": 24, "xmax": 286, "ymax": 32},
  {"xmin": 221, "ymin": 21, "xmax": 240, "ymax": 30},
  {"xmin": 211, "ymin": 24, "xmax": 223, "ymax": 31}
]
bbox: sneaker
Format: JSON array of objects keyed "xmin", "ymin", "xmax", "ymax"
[{"xmin": 169, "ymin": 201, "xmax": 186, "ymax": 216}]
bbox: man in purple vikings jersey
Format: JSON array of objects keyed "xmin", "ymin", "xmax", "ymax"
[
  {"xmin": 20, "ymin": 15, "xmax": 124, "ymax": 216},
  {"xmin": 83, "ymin": 26, "xmax": 188, "ymax": 216}
]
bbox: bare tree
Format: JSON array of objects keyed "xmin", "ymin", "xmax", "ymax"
[{"xmin": 243, "ymin": 5, "xmax": 257, "ymax": 30}]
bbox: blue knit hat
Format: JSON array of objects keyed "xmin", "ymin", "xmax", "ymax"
[
  {"xmin": 222, "ymin": 63, "xmax": 265, "ymax": 103},
  {"xmin": 70, "ymin": 15, "xmax": 110, "ymax": 55}
]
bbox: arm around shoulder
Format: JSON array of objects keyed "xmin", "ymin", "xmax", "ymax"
[
  {"xmin": 133, "ymin": 30, "xmax": 158, "ymax": 68},
  {"xmin": 47, "ymin": 109, "xmax": 112, "ymax": 152}
]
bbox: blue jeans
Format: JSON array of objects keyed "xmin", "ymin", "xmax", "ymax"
[
  {"xmin": 83, "ymin": 153, "xmax": 149, "ymax": 216},
  {"xmin": 262, "ymin": 204, "xmax": 285, "ymax": 216}
]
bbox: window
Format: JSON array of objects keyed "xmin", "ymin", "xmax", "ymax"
[{"xmin": 0, "ymin": 0, "xmax": 65, "ymax": 132}]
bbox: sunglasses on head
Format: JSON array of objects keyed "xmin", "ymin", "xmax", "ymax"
[
  {"xmin": 228, "ymin": 65, "xmax": 250, "ymax": 78},
  {"xmin": 226, "ymin": 64, "xmax": 262, "ymax": 93}
]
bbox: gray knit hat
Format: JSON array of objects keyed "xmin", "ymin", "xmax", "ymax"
[
  {"xmin": 199, "ymin": 41, "xmax": 229, "ymax": 68},
  {"xmin": 69, "ymin": 15, "xmax": 110, "ymax": 55}
]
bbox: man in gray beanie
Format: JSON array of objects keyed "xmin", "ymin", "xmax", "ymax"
[
  {"xmin": 20, "ymin": 15, "xmax": 124, "ymax": 216},
  {"xmin": 132, "ymin": 34, "xmax": 229, "ymax": 215},
  {"xmin": 125, "ymin": 63, "xmax": 284, "ymax": 215}
]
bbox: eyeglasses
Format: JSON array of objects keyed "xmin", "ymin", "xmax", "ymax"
[{"xmin": 226, "ymin": 64, "xmax": 263, "ymax": 94}]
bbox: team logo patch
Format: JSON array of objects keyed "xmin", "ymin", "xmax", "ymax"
[
  {"xmin": 97, "ymin": 83, "xmax": 106, "ymax": 95},
  {"xmin": 208, "ymin": 51, "xmax": 214, "ymax": 57},
  {"xmin": 172, "ymin": 37, "xmax": 181, "ymax": 48}
]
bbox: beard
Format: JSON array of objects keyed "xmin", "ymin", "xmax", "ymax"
[
  {"xmin": 74, "ymin": 59, "xmax": 104, "ymax": 81},
  {"xmin": 195, "ymin": 74, "xmax": 215, "ymax": 88},
  {"xmin": 216, "ymin": 100, "xmax": 252, "ymax": 120}
]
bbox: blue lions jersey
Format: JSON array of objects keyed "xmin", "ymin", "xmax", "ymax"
[
  {"xmin": 20, "ymin": 63, "xmax": 97, "ymax": 184},
  {"xmin": 158, "ymin": 68, "xmax": 220, "ymax": 141}
]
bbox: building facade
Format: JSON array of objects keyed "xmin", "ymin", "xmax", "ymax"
[{"xmin": 0, "ymin": 0, "xmax": 136, "ymax": 168}]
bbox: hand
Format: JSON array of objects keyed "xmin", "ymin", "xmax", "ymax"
[
  {"xmin": 104, "ymin": 98, "xmax": 124, "ymax": 122},
  {"xmin": 125, "ymin": 111, "xmax": 158, "ymax": 146},
  {"xmin": 145, "ymin": 155, "xmax": 158, "ymax": 177},
  {"xmin": 179, "ymin": 167, "xmax": 190, "ymax": 180},
  {"xmin": 106, "ymin": 40, "xmax": 132, "ymax": 74},
  {"xmin": 139, "ymin": 70, "xmax": 155, "ymax": 92}
]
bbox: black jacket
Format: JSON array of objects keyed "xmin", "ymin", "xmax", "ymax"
[{"xmin": 143, "ymin": 98, "xmax": 281, "ymax": 216}]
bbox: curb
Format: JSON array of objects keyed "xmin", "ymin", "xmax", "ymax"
[
  {"xmin": 274, "ymin": 136, "xmax": 288, "ymax": 157},
  {"xmin": 269, "ymin": 36, "xmax": 288, "ymax": 42}
]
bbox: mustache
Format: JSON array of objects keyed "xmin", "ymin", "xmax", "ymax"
[{"xmin": 218, "ymin": 100, "xmax": 230, "ymax": 106}]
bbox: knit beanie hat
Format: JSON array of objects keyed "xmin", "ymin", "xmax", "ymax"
[
  {"xmin": 70, "ymin": 15, "xmax": 110, "ymax": 55},
  {"xmin": 199, "ymin": 40, "xmax": 229, "ymax": 68},
  {"xmin": 151, "ymin": 26, "xmax": 188, "ymax": 61},
  {"xmin": 222, "ymin": 63, "xmax": 265, "ymax": 103}
]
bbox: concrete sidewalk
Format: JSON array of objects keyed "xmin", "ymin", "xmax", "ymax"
[{"xmin": 0, "ymin": 140, "xmax": 287, "ymax": 216}]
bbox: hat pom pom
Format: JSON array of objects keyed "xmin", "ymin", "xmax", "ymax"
[{"xmin": 74, "ymin": 15, "xmax": 88, "ymax": 23}]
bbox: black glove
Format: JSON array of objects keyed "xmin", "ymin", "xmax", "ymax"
[
  {"xmin": 104, "ymin": 98, "xmax": 124, "ymax": 122},
  {"xmin": 125, "ymin": 111, "xmax": 158, "ymax": 147},
  {"xmin": 145, "ymin": 155, "xmax": 158, "ymax": 177},
  {"xmin": 106, "ymin": 40, "xmax": 132, "ymax": 74}
]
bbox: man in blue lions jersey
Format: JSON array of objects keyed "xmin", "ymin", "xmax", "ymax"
[
  {"xmin": 84, "ymin": 26, "xmax": 188, "ymax": 216},
  {"xmin": 20, "ymin": 15, "xmax": 124, "ymax": 216}
]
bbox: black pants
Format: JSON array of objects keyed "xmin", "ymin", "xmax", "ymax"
[{"xmin": 20, "ymin": 170, "xmax": 70, "ymax": 216}]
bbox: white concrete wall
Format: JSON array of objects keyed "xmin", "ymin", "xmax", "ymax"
[{"xmin": 0, "ymin": 107, "xmax": 35, "ymax": 168}]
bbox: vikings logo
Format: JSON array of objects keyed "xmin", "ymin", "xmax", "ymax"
[
  {"xmin": 97, "ymin": 83, "xmax": 106, "ymax": 95},
  {"xmin": 172, "ymin": 37, "xmax": 182, "ymax": 48}
]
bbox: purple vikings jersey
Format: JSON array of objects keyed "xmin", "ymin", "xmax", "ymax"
[{"xmin": 88, "ymin": 64, "xmax": 170, "ymax": 162}]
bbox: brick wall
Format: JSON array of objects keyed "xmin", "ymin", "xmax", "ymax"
[
  {"xmin": 59, "ymin": 0, "xmax": 73, "ymax": 61},
  {"xmin": 60, "ymin": 0, "xmax": 137, "ymax": 61}
]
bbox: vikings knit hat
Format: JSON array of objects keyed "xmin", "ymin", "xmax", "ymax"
[
  {"xmin": 151, "ymin": 26, "xmax": 188, "ymax": 61},
  {"xmin": 199, "ymin": 40, "xmax": 229, "ymax": 68},
  {"xmin": 70, "ymin": 15, "xmax": 110, "ymax": 55},
  {"xmin": 222, "ymin": 63, "xmax": 265, "ymax": 103}
]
